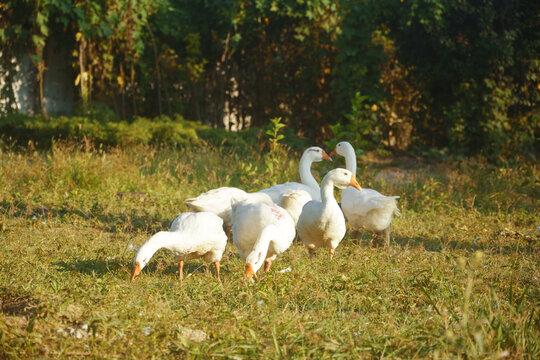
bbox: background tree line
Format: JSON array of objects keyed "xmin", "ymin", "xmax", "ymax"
[{"xmin": 0, "ymin": 0, "xmax": 538, "ymax": 159}]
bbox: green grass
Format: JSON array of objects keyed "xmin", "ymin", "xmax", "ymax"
[{"xmin": 0, "ymin": 141, "xmax": 538, "ymax": 359}]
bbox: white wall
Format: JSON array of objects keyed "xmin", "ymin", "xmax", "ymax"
[{"xmin": 0, "ymin": 34, "xmax": 75, "ymax": 116}]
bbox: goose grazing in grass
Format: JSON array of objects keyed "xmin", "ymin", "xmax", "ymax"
[
  {"xmin": 231, "ymin": 200, "xmax": 296, "ymax": 280},
  {"xmin": 130, "ymin": 212, "xmax": 227, "ymax": 282},
  {"xmin": 297, "ymin": 168, "xmax": 362, "ymax": 258},
  {"xmin": 258, "ymin": 146, "xmax": 332, "ymax": 203},
  {"xmin": 332, "ymin": 141, "xmax": 400, "ymax": 247}
]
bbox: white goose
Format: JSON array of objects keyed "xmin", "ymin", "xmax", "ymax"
[
  {"xmin": 231, "ymin": 200, "xmax": 296, "ymax": 280},
  {"xmin": 297, "ymin": 168, "xmax": 362, "ymax": 258},
  {"xmin": 332, "ymin": 141, "xmax": 400, "ymax": 247},
  {"xmin": 258, "ymin": 146, "xmax": 332, "ymax": 203},
  {"xmin": 279, "ymin": 189, "xmax": 312, "ymax": 226},
  {"xmin": 186, "ymin": 146, "xmax": 330, "ymax": 227},
  {"xmin": 185, "ymin": 187, "xmax": 249, "ymax": 227},
  {"xmin": 186, "ymin": 187, "xmax": 274, "ymax": 229},
  {"xmin": 130, "ymin": 212, "xmax": 227, "ymax": 281}
]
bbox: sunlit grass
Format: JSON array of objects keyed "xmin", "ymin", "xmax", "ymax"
[{"xmin": 0, "ymin": 142, "xmax": 538, "ymax": 358}]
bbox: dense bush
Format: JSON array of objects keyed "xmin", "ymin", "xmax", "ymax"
[
  {"xmin": 0, "ymin": 113, "xmax": 201, "ymax": 148},
  {"xmin": 0, "ymin": 113, "xmax": 312, "ymax": 152},
  {"xmin": 0, "ymin": 0, "xmax": 538, "ymax": 160}
]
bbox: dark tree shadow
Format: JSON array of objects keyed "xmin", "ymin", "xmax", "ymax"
[
  {"xmin": 55, "ymin": 259, "xmax": 126, "ymax": 275},
  {"xmin": 345, "ymin": 230, "xmax": 539, "ymax": 255}
]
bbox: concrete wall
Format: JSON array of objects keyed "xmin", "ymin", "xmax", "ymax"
[{"xmin": 0, "ymin": 33, "xmax": 75, "ymax": 116}]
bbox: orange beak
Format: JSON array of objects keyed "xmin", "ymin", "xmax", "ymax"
[
  {"xmin": 349, "ymin": 174, "xmax": 362, "ymax": 191},
  {"xmin": 245, "ymin": 264, "xmax": 255, "ymax": 280},
  {"xmin": 330, "ymin": 149, "xmax": 337, "ymax": 157},
  {"xmin": 322, "ymin": 150, "xmax": 333, "ymax": 161},
  {"xmin": 131, "ymin": 262, "xmax": 141, "ymax": 281}
]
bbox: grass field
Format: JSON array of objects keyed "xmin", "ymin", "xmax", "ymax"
[{"xmin": 0, "ymin": 141, "xmax": 538, "ymax": 359}]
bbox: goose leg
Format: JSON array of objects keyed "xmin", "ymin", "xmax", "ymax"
[
  {"xmin": 383, "ymin": 226, "xmax": 391, "ymax": 247},
  {"xmin": 371, "ymin": 233, "xmax": 379, "ymax": 247},
  {"xmin": 214, "ymin": 261, "xmax": 221, "ymax": 282},
  {"xmin": 225, "ymin": 224, "xmax": 232, "ymax": 240},
  {"xmin": 308, "ymin": 247, "xmax": 315, "ymax": 259},
  {"xmin": 353, "ymin": 230, "xmax": 359, "ymax": 245},
  {"xmin": 178, "ymin": 259, "xmax": 184, "ymax": 281},
  {"xmin": 264, "ymin": 260, "xmax": 272, "ymax": 272},
  {"xmin": 329, "ymin": 248, "xmax": 335, "ymax": 259}
]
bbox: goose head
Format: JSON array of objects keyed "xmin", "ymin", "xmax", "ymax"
[
  {"xmin": 244, "ymin": 239, "xmax": 267, "ymax": 280},
  {"xmin": 303, "ymin": 146, "xmax": 333, "ymax": 163},
  {"xmin": 326, "ymin": 168, "xmax": 362, "ymax": 191},
  {"xmin": 330, "ymin": 141, "xmax": 354, "ymax": 157},
  {"xmin": 131, "ymin": 253, "xmax": 152, "ymax": 281},
  {"xmin": 245, "ymin": 264, "xmax": 256, "ymax": 280},
  {"xmin": 243, "ymin": 223, "xmax": 280, "ymax": 280},
  {"xmin": 131, "ymin": 261, "xmax": 144, "ymax": 281},
  {"xmin": 130, "ymin": 233, "xmax": 166, "ymax": 281}
]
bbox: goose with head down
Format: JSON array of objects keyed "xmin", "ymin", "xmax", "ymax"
[
  {"xmin": 297, "ymin": 168, "xmax": 362, "ymax": 258},
  {"xmin": 130, "ymin": 212, "xmax": 227, "ymax": 282},
  {"xmin": 331, "ymin": 141, "xmax": 400, "ymax": 247},
  {"xmin": 231, "ymin": 200, "xmax": 296, "ymax": 280}
]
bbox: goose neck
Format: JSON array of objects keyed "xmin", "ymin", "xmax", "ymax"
[
  {"xmin": 246, "ymin": 226, "xmax": 273, "ymax": 272},
  {"xmin": 135, "ymin": 232, "xmax": 180, "ymax": 265},
  {"xmin": 299, "ymin": 152, "xmax": 319, "ymax": 190},
  {"xmin": 343, "ymin": 147, "xmax": 357, "ymax": 176},
  {"xmin": 320, "ymin": 178, "xmax": 338, "ymax": 206}
]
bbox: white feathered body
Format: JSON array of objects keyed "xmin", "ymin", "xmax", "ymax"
[
  {"xmin": 185, "ymin": 187, "xmax": 249, "ymax": 226},
  {"xmin": 232, "ymin": 201, "xmax": 295, "ymax": 266},
  {"xmin": 134, "ymin": 212, "xmax": 227, "ymax": 270},
  {"xmin": 297, "ymin": 199, "xmax": 346, "ymax": 251},
  {"xmin": 279, "ymin": 189, "xmax": 313, "ymax": 225},
  {"xmin": 296, "ymin": 168, "xmax": 358, "ymax": 253},
  {"xmin": 341, "ymin": 187, "xmax": 400, "ymax": 233},
  {"xmin": 258, "ymin": 182, "xmax": 320, "ymax": 203},
  {"xmin": 333, "ymin": 141, "xmax": 400, "ymax": 244}
]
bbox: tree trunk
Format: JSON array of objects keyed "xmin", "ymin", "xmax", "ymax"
[
  {"xmin": 145, "ymin": 20, "xmax": 163, "ymax": 116},
  {"xmin": 120, "ymin": 63, "xmax": 126, "ymax": 120},
  {"xmin": 78, "ymin": 37, "xmax": 87, "ymax": 110},
  {"xmin": 130, "ymin": 63, "xmax": 136, "ymax": 117},
  {"xmin": 38, "ymin": 59, "xmax": 46, "ymax": 117}
]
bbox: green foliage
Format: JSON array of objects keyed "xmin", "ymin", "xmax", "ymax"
[
  {"xmin": 0, "ymin": 113, "xmax": 203, "ymax": 149},
  {"xmin": 0, "ymin": 0, "xmax": 538, "ymax": 160},
  {"xmin": 324, "ymin": 93, "xmax": 383, "ymax": 154},
  {"xmin": 264, "ymin": 117, "xmax": 287, "ymax": 181},
  {"xmin": 265, "ymin": 117, "xmax": 286, "ymax": 151},
  {"xmin": 385, "ymin": 0, "xmax": 540, "ymax": 159},
  {"xmin": 0, "ymin": 112, "xmax": 312, "ymax": 155}
]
